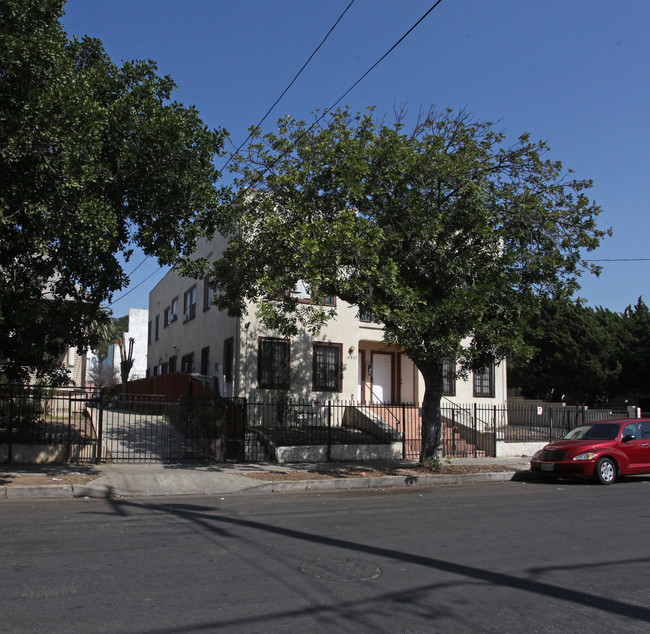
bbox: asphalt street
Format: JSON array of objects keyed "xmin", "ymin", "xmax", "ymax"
[{"xmin": 3, "ymin": 478, "xmax": 650, "ymax": 633}]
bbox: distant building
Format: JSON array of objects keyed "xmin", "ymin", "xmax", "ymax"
[
  {"xmin": 103, "ymin": 308, "xmax": 149, "ymax": 381},
  {"xmin": 62, "ymin": 345, "xmax": 88, "ymax": 387}
]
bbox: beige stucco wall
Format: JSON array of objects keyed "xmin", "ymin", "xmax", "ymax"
[
  {"xmin": 242, "ymin": 305, "xmax": 507, "ymax": 407},
  {"xmin": 148, "ymin": 234, "xmax": 507, "ymax": 406},
  {"xmin": 237, "ymin": 296, "xmax": 385, "ymax": 403},
  {"xmin": 148, "ymin": 234, "xmax": 239, "ymax": 396}
]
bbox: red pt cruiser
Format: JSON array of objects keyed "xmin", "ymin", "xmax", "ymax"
[{"xmin": 530, "ymin": 418, "xmax": 650, "ymax": 485}]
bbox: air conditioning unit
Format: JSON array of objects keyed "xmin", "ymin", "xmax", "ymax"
[
  {"xmin": 170, "ymin": 313, "xmax": 178, "ymax": 322},
  {"xmin": 182, "ymin": 313, "xmax": 190, "ymax": 323}
]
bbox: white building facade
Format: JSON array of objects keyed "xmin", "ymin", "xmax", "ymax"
[
  {"xmin": 147, "ymin": 236, "xmax": 507, "ymax": 408},
  {"xmin": 103, "ymin": 307, "xmax": 149, "ymax": 381}
]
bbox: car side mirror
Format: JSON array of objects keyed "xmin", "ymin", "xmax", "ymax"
[{"xmin": 622, "ymin": 434, "xmax": 636, "ymax": 443}]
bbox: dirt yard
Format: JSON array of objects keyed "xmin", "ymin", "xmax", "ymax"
[
  {"xmin": 234, "ymin": 463, "xmax": 521, "ymax": 482},
  {"xmin": 0, "ymin": 463, "xmax": 523, "ymax": 487},
  {"xmin": 0, "ymin": 466, "xmax": 101, "ymax": 487}
]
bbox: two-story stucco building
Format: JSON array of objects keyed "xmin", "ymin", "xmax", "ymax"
[{"xmin": 147, "ymin": 236, "xmax": 507, "ymax": 409}]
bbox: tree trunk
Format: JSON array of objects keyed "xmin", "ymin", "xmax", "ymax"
[
  {"xmin": 120, "ymin": 359, "xmax": 133, "ymax": 399},
  {"xmin": 418, "ymin": 362, "xmax": 444, "ymax": 463},
  {"xmin": 118, "ymin": 336, "xmax": 135, "ymax": 402}
]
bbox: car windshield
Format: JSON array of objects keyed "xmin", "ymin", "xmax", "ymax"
[{"xmin": 564, "ymin": 424, "xmax": 620, "ymax": 441}]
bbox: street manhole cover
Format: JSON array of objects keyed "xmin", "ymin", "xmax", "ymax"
[{"xmin": 300, "ymin": 558, "xmax": 382, "ymax": 581}]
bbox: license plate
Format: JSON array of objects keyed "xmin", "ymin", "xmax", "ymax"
[{"xmin": 541, "ymin": 463, "xmax": 554, "ymax": 472}]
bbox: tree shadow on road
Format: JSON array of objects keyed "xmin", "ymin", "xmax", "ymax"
[{"xmin": 96, "ymin": 494, "xmax": 650, "ymax": 631}]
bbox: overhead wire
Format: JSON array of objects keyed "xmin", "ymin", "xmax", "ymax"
[
  {"xmin": 123, "ymin": 255, "xmax": 148, "ymax": 277},
  {"xmin": 323, "ymin": 0, "xmax": 445, "ymax": 114},
  {"xmin": 230, "ymin": 0, "xmax": 649, "ymax": 275},
  {"xmin": 110, "ymin": 0, "xmax": 643, "ymax": 316},
  {"xmin": 220, "ymin": 0, "xmax": 356, "ymax": 173},
  {"xmin": 111, "ymin": 1, "xmax": 358, "ymax": 310},
  {"xmin": 234, "ymin": 0, "xmax": 446, "ymax": 197},
  {"xmin": 109, "ymin": 266, "xmax": 165, "ymax": 307}
]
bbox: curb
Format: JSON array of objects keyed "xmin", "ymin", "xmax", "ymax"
[
  {"xmin": 2, "ymin": 469, "xmax": 534, "ymax": 500},
  {"xmin": 72, "ymin": 484, "xmax": 116, "ymax": 499},
  {"xmin": 4, "ymin": 484, "xmax": 73, "ymax": 499},
  {"xmin": 245, "ymin": 470, "xmax": 521, "ymax": 493}
]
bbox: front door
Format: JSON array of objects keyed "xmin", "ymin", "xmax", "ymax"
[
  {"xmin": 371, "ymin": 353, "xmax": 392, "ymax": 404},
  {"xmin": 400, "ymin": 354, "xmax": 415, "ymax": 404}
]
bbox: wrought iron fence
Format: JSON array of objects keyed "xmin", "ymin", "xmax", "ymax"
[
  {"xmin": 438, "ymin": 402, "xmax": 500, "ymax": 459},
  {"xmin": 0, "ymin": 385, "xmax": 99, "ymax": 463},
  {"xmin": 234, "ymin": 398, "xmax": 500, "ymax": 461},
  {"xmin": 239, "ymin": 399, "xmax": 398, "ymax": 462},
  {"xmin": 236, "ymin": 399, "xmax": 636, "ymax": 461},
  {"xmin": 503, "ymin": 403, "xmax": 631, "ymax": 443},
  {"xmin": 2, "ymin": 385, "xmax": 638, "ymax": 464},
  {"xmin": 1, "ymin": 386, "xmax": 229, "ymax": 464}
]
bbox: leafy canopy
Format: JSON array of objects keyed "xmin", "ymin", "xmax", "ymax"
[
  {"xmin": 510, "ymin": 297, "xmax": 650, "ymax": 407},
  {"xmin": 210, "ymin": 107, "xmax": 607, "ymax": 377},
  {"xmin": 508, "ymin": 298, "xmax": 623, "ymax": 406},
  {"xmin": 0, "ymin": 0, "xmax": 228, "ymax": 383},
  {"xmin": 204, "ymin": 106, "xmax": 607, "ymax": 460}
]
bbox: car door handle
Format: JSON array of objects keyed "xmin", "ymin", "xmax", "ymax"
[{"xmin": 643, "ymin": 443, "xmax": 649, "ymax": 448}]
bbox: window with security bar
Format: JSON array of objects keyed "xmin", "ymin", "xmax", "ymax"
[
  {"xmin": 442, "ymin": 361, "xmax": 456, "ymax": 396},
  {"xmin": 258, "ymin": 337, "xmax": 290, "ymax": 389},
  {"xmin": 473, "ymin": 364, "xmax": 494, "ymax": 397},
  {"xmin": 313, "ymin": 342, "xmax": 342, "ymax": 392}
]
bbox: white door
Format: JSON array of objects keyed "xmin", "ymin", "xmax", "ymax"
[
  {"xmin": 400, "ymin": 355, "xmax": 415, "ymax": 404},
  {"xmin": 357, "ymin": 354, "xmax": 363, "ymax": 402},
  {"xmin": 371, "ymin": 353, "xmax": 392, "ymax": 404}
]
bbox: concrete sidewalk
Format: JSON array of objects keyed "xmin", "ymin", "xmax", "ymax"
[{"xmin": 0, "ymin": 457, "xmax": 534, "ymax": 500}]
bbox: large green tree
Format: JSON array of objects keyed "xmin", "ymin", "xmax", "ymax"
[
  {"xmin": 204, "ymin": 108, "xmax": 607, "ymax": 461},
  {"xmin": 618, "ymin": 298, "xmax": 650, "ymax": 400},
  {"xmin": 0, "ymin": 0, "xmax": 228, "ymax": 383},
  {"xmin": 507, "ymin": 298, "xmax": 623, "ymax": 406}
]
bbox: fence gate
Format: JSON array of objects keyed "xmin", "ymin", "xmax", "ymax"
[
  {"xmin": 400, "ymin": 403, "xmax": 497, "ymax": 460},
  {"xmin": 86, "ymin": 394, "xmax": 226, "ymax": 463},
  {"xmin": 68, "ymin": 393, "xmax": 102, "ymax": 462}
]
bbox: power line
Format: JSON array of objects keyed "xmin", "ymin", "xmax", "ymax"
[
  {"xmin": 237, "ymin": 0, "xmax": 446, "ymax": 195},
  {"xmin": 111, "ymin": 3, "xmax": 357, "ymax": 307},
  {"xmin": 220, "ymin": 0, "xmax": 356, "ymax": 173},
  {"xmin": 585, "ymin": 258, "xmax": 650, "ymax": 262},
  {"xmin": 109, "ymin": 265, "xmax": 163, "ymax": 307},
  {"xmin": 326, "ymin": 0, "xmax": 445, "ymax": 112},
  {"xmin": 112, "ymin": 2, "xmax": 445, "ymax": 308},
  {"xmin": 124, "ymin": 255, "xmax": 149, "ymax": 277}
]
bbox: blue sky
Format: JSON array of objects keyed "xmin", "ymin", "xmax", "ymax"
[{"xmin": 60, "ymin": 0, "xmax": 650, "ymax": 317}]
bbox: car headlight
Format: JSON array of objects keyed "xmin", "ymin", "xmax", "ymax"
[
  {"xmin": 532, "ymin": 450, "xmax": 543, "ymax": 460},
  {"xmin": 573, "ymin": 452, "xmax": 597, "ymax": 461}
]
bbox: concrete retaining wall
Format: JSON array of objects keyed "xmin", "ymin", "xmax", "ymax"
[
  {"xmin": 0, "ymin": 442, "xmax": 99, "ymax": 464},
  {"xmin": 0, "ymin": 443, "xmax": 68, "ymax": 464},
  {"xmin": 275, "ymin": 442, "xmax": 402, "ymax": 464},
  {"xmin": 496, "ymin": 441, "xmax": 544, "ymax": 457}
]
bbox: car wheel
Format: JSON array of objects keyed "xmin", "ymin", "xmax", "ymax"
[{"xmin": 594, "ymin": 457, "xmax": 617, "ymax": 485}]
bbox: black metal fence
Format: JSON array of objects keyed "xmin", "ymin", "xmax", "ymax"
[
  {"xmin": 92, "ymin": 393, "xmax": 228, "ymax": 463},
  {"xmin": 1, "ymin": 385, "xmax": 637, "ymax": 464},
  {"xmin": 236, "ymin": 399, "xmax": 402, "ymax": 462},
  {"xmin": 236, "ymin": 398, "xmax": 635, "ymax": 462},
  {"xmin": 1, "ymin": 385, "xmax": 230, "ymax": 464},
  {"xmin": 504, "ymin": 403, "xmax": 630, "ymax": 443},
  {"xmin": 1, "ymin": 385, "xmax": 99, "ymax": 463},
  {"xmin": 233, "ymin": 399, "xmax": 500, "ymax": 461}
]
